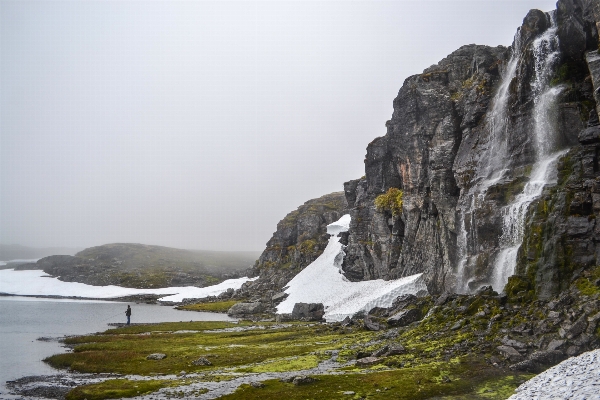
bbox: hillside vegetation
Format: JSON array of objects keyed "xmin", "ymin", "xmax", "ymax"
[{"xmin": 18, "ymin": 243, "xmax": 259, "ymax": 289}]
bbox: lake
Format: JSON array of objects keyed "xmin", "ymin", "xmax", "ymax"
[{"xmin": 0, "ymin": 296, "xmax": 235, "ymax": 398}]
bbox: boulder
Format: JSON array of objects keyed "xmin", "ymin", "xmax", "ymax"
[
  {"xmin": 146, "ymin": 353, "xmax": 167, "ymax": 360},
  {"xmin": 227, "ymin": 302, "xmax": 263, "ymax": 317},
  {"xmin": 510, "ymin": 350, "xmax": 565, "ymax": 373},
  {"xmin": 191, "ymin": 357, "xmax": 211, "ymax": 366},
  {"xmin": 497, "ymin": 345, "xmax": 523, "ymax": 362},
  {"xmin": 363, "ymin": 315, "xmax": 381, "ymax": 331},
  {"xmin": 355, "ymin": 357, "xmax": 381, "ymax": 367},
  {"xmin": 387, "ymin": 308, "xmax": 422, "ymax": 327},
  {"xmin": 292, "ymin": 376, "xmax": 316, "ymax": 386},
  {"xmin": 291, "ymin": 303, "xmax": 324, "ymax": 321}
]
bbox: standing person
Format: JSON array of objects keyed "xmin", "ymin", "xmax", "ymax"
[{"xmin": 125, "ymin": 305, "xmax": 132, "ymax": 325}]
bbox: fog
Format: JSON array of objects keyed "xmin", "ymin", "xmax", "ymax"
[{"xmin": 1, "ymin": 0, "xmax": 557, "ymax": 251}]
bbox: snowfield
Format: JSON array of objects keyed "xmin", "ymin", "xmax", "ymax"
[
  {"xmin": 0, "ymin": 269, "xmax": 255, "ymax": 302},
  {"xmin": 509, "ymin": 348, "xmax": 600, "ymax": 399},
  {"xmin": 277, "ymin": 214, "xmax": 428, "ymax": 322}
]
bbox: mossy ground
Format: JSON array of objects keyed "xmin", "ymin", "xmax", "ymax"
[
  {"xmin": 65, "ymin": 379, "xmax": 172, "ymax": 400},
  {"xmin": 44, "ymin": 298, "xmax": 538, "ymax": 400},
  {"xmin": 176, "ymin": 300, "xmax": 240, "ymax": 313},
  {"xmin": 221, "ymin": 360, "xmax": 530, "ymax": 400}
]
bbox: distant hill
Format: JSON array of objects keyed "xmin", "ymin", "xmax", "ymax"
[{"xmin": 16, "ymin": 243, "xmax": 259, "ymax": 289}]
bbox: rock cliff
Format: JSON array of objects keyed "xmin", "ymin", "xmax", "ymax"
[
  {"xmin": 341, "ymin": 0, "xmax": 600, "ymax": 296},
  {"xmin": 235, "ymin": 192, "xmax": 347, "ymax": 305}
]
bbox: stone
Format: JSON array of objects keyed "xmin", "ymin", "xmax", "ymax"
[
  {"xmin": 385, "ymin": 345, "xmax": 406, "ymax": 356},
  {"xmin": 250, "ymin": 382, "xmax": 265, "ymax": 388},
  {"xmin": 291, "ymin": 303, "xmax": 324, "ymax": 321},
  {"xmin": 566, "ymin": 345, "xmax": 581, "ymax": 357},
  {"xmin": 292, "ymin": 376, "xmax": 316, "ymax": 386},
  {"xmin": 356, "ymin": 357, "xmax": 381, "ymax": 367},
  {"xmin": 227, "ymin": 302, "xmax": 263, "ymax": 317},
  {"xmin": 500, "ymin": 336, "xmax": 526, "ymax": 349},
  {"xmin": 497, "ymin": 345, "xmax": 523, "ymax": 362},
  {"xmin": 363, "ymin": 315, "xmax": 381, "ymax": 331},
  {"xmin": 566, "ymin": 315, "xmax": 588, "ymax": 339},
  {"xmin": 546, "ymin": 339, "xmax": 566, "ymax": 351},
  {"xmin": 191, "ymin": 357, "xmax": 211, "ymax": 366},
  {"xmin": 271, "ymin": 292, "xmax": 288, "ymax": 303},
  {"xmin": 387, "ymin": 308, "xmax": 422, "ymax": 327},
  {"xmin": 371, "ymin": 346, "xmax": 389, "ymax": 358},
  {"xmin": 146, "ymin": 353, "xmax": 167, "ymax": 360},
  {"xmin": 510, "ymin": 350, "xmax": 565, "ymax": 373},
  {"xmin": 343, "ymin": 391, "xmax": 356, "ymax": 395}
]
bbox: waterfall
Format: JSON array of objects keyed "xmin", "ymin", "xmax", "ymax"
[
  {"xmin": 454, "ymin": 28, "xmax": 524, "ymax": 293},
  {"xmin": 456, "ymin": 11, "xmax": 566, "ymax": 293},
  {"xmin": 490, "ymin": 12, "xmax": 564, "ymax": 292}
]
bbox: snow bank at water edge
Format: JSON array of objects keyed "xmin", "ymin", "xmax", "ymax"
[
  {"xmin": 509, "ymin": 348, "xmax": 600, "ymax": 399},
  {"xmin": 0, "ymin": 269, "xmax": 255, "ymax": 302},
  {"xmin": 277, "ymin": 214, "xmax": 427, "ymax": 322}
]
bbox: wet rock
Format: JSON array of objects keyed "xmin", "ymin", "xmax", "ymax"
[
  {"xmin": 191, "ymin": 357, "xmax": 211, "ymax": 366},
  {"xmin": 387, "ymin": 308, "xmax": 422, "ymax": 327},
  {"xmin": 291, "ymin": 303, "xmax": 324, "ymax": 321},
  {"xmin": 146, "ymin": 353, "xmax": 167, "ymax": 360}
]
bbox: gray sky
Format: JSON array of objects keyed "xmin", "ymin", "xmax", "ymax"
[{"xmin": 1, "ymin": 0, "xmax": 557, "ymax": 251}]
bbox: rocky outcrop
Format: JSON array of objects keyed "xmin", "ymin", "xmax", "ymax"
[
  {"xmin": 291, "ymin": 302, "xmax": 325, "ymax": 321},
  {"xmin": 234, "ymin": 192, "xmax": 346, "ymax": 304}
]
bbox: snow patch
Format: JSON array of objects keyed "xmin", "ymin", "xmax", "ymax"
[
  {"xmin": 277, "ymin": 214, "xmax": 427, "ymax": 322},
  {"xmin": 509, "ymin": 349, "xmax": 600, "ymax": 399},
  {"xmin": 0, "ymin": 269, "xmax": 255, "ymax": 302}
]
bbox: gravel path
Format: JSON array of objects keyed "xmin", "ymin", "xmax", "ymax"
[{"xmin": 509, "ymin": 349, "xmax": 600, "ymax": 400}]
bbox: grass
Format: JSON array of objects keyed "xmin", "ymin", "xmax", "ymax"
[
  {"xmin": 220, "ymin": 359, "xmax": 531, "ymax": 400},
  {"xmin": 45, "ymin": 299, "xmax": 538, "ymax": 400},
  {"xmin": 176, "ymin": 300, "xmax": 240, "ymax": 313},
  {"xmin": 65, "ymin": 379, "xmax": 170, "ymax": 400}
]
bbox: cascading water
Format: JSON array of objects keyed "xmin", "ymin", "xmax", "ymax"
[
  {"xmin": 490, "ymin": 12, "xmax": 564, "ymax": 292},
  {"xmin": 455, "ymin": 28, "xmax": 523, "ymax": 293},
  {"xmin": 456, "ymin": 11, "xmax": 567, "ymax": 293}
]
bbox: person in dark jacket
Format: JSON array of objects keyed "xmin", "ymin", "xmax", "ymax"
[{"xmin": 125, "ymin": 305, "xmax": 132, "ymax": 325}]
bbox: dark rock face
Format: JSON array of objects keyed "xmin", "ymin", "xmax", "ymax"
[
  {"xmin": 387, "ymin": 308, "xmax": 422, "ymax": 327},
  {"xmin": 235, "ymin": 192, "xmax": 346, "ymax": 305},
  {"xmin": 340, "ymin": 0, "xmax": 600, "ymax": 295},
  {"xmin": 291, "ymin": 302, "xmax": 325, "ymax": 321},
  {"xmin": 227, "ymin": 302, "xmax": 263, "ymax": 317}
]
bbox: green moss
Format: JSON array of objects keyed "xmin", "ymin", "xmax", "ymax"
[
  {"xmin": 375, "ymin": 188, "xmax": 404, "ymax": 216},
  {"xmin": 65, "ymin": 379, "xmax": 169, "ymax": 400},
  {"xmin": 505, "ymin": 276, "xmax": 531, "ymax": 299},
  {"xmin": 237, "ymin": 354, "xmax": 322, "ymax": 373},
  {"xmin": 176, "ymin": 300, "xmax": 240, "ymax": 313},
  {"xmin": 221, "ymin": 360, "xmax": 528, "ymax": 400}
]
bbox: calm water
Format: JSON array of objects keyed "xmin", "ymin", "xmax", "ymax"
[{"xmin": 0, "ymin": 296, "xmax": 234, "ymax": 396}]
